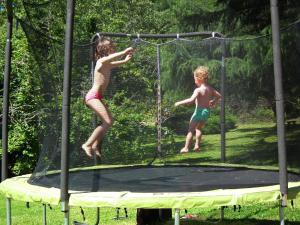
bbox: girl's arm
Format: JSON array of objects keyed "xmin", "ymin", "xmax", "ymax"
[
  {"xmin": 110, "ymin": 53, "xmax": 133, "ymax": 66},
  {"xmin": 175, "ymin": 89, "xmax": 199, "ymax": 107},
  {"xmin": 100, "ymin": 47, "xmax": 133, "ymax": 63}
]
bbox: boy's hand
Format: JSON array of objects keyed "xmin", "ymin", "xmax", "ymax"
[{"xmin": 174, "ymin": 102, "xmax": 180, "ymax": 107}]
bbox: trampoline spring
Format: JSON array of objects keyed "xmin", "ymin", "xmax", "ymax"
[
  {"xmin": 114, "ymin": 207, "xmax": 120, "ymax": 220},
  {"xmin": 117, "ymin": 207, "xmax": 120, "ymax": 218},
  {"xmin": 233, "ymin": 205, "xmax": 240, "ymax": 212},
  {"xmin": 80, "ymin": 206, "xmax": 86, "ymax": 221},
  {"xmin": 114, "ymin": 208, "xmax": 128, "ymax": 220}
]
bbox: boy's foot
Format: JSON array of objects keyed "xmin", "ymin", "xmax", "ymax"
[
  {"xmin": 180, "ymin": 148, "xmax": 189, "ymax": 153},
  {"xmin": 82, "ymin": 144, "xmax": 93, "ymax": 158},
  {"xmin": 193, "ymin": 146, "xmax": 200, "ymax": 152}
]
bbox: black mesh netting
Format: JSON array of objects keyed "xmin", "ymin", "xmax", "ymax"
[{"xmin": 17, "ymin": 19, "xmax": 300, "ymax": 191}]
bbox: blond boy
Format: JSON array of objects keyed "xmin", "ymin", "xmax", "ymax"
[{"xmin": 175, "ymin": 66, "xmax": 221, "ymax": 153}]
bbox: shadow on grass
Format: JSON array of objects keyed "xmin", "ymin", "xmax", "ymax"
[
  {"xmin": 159, "ymin": 123, "xmax": 300, "ymax": 169},
  {"xmin": 225, "ymin": 124, "xmax": 300, "ymax": 168}
]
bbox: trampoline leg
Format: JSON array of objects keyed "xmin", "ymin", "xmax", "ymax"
[
  {"xmin": 61, "ymin": 201, "xmax": 70, "ymax": 225},
  {"xmin": 94, "ymin": 207, "xmax": 100, "ymax": 225},
  {"xmin": 6, "ymin": 198, "xmax": 11, "ymax": 225},
  {"xmin": 174, "ymin": 208, "xmax": 180, "ymax": 225},
  {"xmin": 220, "ymin": 206, "xmax": 225, "ymax": 221},
  {"xmin": 43, "ymin": 204, "xmax": 47, "ymax": 225},
  {"xmin": 279, "ymin": 205, "xmax": 285, "ymax": 225}
]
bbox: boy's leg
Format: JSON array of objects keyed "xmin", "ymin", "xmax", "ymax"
[
  {"xmin": 194, "ymin": 122, "xmax": 205, "ymax": 151},
  {"xmin": 180, "ymin": 121, "xmax": 198, "ymax": 153},
  {"xmin": 82, "ymin": 99, "xmax": 113, "ymax": 157}
]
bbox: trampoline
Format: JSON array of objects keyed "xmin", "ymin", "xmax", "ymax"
[{"xmin": 1, "ymin": 165, "xmax": 300, "ymax": 209}]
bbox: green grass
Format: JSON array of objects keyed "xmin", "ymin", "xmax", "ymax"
[
  {"xmin": 161, "ymin": 122, "xmax": 300, "ymax": 172},
  {"xmin": 1, "ymin": 195, "xmax": 300, "ymax": 225},
  {"xmin": 1, "ymin": 120, "xmax": 300, "ymax": 224}
]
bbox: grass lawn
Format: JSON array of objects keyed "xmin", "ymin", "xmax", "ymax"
[
  {"xmin": 1, "ymin": 194, "xmax": 300, "ymax": 225},
  {"xmin": 162, "ymin": 122, "xmax": 300, "ymax": 172},
  {"xmin": 1, "ymin": 121, "xmax": 300, "ymax": 224}
]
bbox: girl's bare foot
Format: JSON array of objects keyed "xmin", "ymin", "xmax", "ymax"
[
  {"xmin": 193, "ymin": 146, "xmax": 200, "ymax": 151},
  {"xmin": 180, "ymin": 148, "xmax": 189, "ymax": 153},
  {"xmin": 82, "ymin": 144, "xmax": 93, "ymax": 158},
  {"xmin": 92, "ymin": 146, "xmax": 101, "ymax": 158}
]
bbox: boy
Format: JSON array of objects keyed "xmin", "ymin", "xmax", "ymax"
[{"xmin": 175, "ymin": 66, "xmax": 221, "ymax": 153}]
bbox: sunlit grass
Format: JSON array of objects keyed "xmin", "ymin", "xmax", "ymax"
[
  {"xmin": 1, "ymin": 194, "xmax": 300, "ymax": 225},
  {"xmin": 161, "ymin": 121, "xmax": 300, "ymax": 172}
]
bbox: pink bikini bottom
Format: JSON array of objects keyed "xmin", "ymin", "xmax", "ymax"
[{"xmin": 85, "ymin": 90, "xmax": 103, "ymax": 103}]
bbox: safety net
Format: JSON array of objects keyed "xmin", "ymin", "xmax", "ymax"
[{"xmin": 1, "ymin": 11, "xmax": 300, "ymax": 198}]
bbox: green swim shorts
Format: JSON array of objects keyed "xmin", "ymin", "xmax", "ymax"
[{"xmin": 191, "ymin": 107, "xmax": 210, "ymax": 122}]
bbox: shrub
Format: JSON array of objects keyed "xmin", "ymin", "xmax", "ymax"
[{"xmin": 203, "ymin": 112, "xmax": 237, "ymax": 134}]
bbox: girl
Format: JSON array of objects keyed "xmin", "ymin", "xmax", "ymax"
[{"xmin": 82, "ymin": 37, "xmax": 133, "ymax": 157}]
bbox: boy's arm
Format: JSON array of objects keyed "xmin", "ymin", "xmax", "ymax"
[
  {"xmin": 175, "ymin": 89, "xmax": 199, "ymax": 107},
  {"xmin": 209, "ymin": 89, "xmax": 222, "ymax": 107}
]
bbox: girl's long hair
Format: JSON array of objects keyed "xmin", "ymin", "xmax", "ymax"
[{"xmin": 94, "ymin": 37, "xmax": 113, "ymax": 60}]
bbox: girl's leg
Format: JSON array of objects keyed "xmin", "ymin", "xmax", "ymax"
[
  {"xmin": 194, "ymin": 122, "xmax": 205, "ymax": 151},
  {"xmin": 180, "ymin": 121, "xmax": 198, "ymax": 153},
  {"xmin": 91, "ymin": 139, "xmax": 102, "ymax": 157},
  {"xmin": 82, "ymin": 99, "xmax": 113, "ymax": 157}
]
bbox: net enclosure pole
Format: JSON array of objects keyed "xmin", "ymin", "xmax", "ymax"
[
  {"xmin": 270, "ymin": 0, "xmax": 288, "ymax": 209},
  {"xmin": 90, "ymin": 35, "xmax": 99, "ymax": 136},
  {"xmin": 90, "ymin": 34, "xmax": 102, "ymax": 164},
  {"xmin": 156, "ymin": 45, "xmax": 162, "ymax": 158},
  {"xmin": 60, "ymin": 0, "xmax": 75, "ymax": 224},
  {"xmin": 2, "ymin": 0, "xmax": 13, "ymax": 184},
  {"xmin": 95, "ymin": 31, "xmax": 224, "ymax": 39},
  {"xmin": 220, "ymin": 40, "xmax": 226, "ymax": 162},
  {"xmin": 2, "ymin": 1, "xmax": 13, "ymax": 225}
]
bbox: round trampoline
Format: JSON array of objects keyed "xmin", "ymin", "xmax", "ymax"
[{"xmin": 1, "ymin": 165, "xmax": 300, "ymax": 209}]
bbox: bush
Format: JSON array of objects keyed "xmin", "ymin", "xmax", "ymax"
[
  {"xmin": 203, "ymin": 112, "xmax": 237, "ymax": 134},
  {"xmin": 2, "ymin": 29, "xmax": 42, "ymax": 176},
  {"xmin": 101, "ymin": 100, "xmax": 157, "ymax": 164},
  {"xmin": 234, "ymin": 106, "xmax": 275, "ymax": 123}
]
